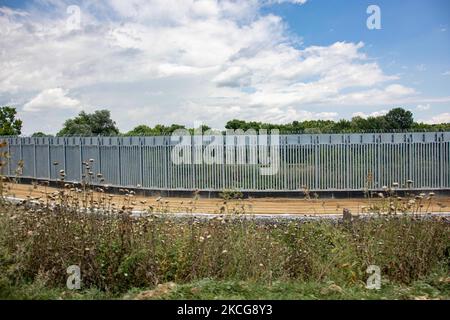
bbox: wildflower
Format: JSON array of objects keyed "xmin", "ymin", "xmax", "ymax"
[
  {"xmin": 222, "ymin": 250, "xmax": 228, "ymax": 254},
  {"xmin": 429, "ymin": 192, "xmax": 435, "ymax": 197},
  {"xmin": 392, "ymin": 182, "xmax": 399, "ymax": 187}
]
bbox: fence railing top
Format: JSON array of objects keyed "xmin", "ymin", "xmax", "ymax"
[{"xmin": 1, "ymin": 132, "xmax": 450, "ymax": 146}]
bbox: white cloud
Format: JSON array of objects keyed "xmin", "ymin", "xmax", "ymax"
[
  {"xmin": 267, "ymin": 0, "xmax": 307, "ymax": 4},
  {"xmin": 416, "ymin": 104, "xmax": 431, "ymax": 111},
  {"xmin": 23, "ymin": 88, "xmax": 81, "ymax": 112},
  {"xmin": 352, "ymin": 110, "xmax": 389, "ymax": 118},
  {"xmin": 0, "ymin": 0, "xmax": 444, "ymax": 135},
  {"xmin": 424, "ymin": 113, "xmax": 450, "ymax": 124},
  {"xmin": 442, "ymin": 70, "xmax": 450, "ymax": 76}
]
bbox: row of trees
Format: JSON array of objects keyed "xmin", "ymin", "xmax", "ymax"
[
  {"xmin": 224, "ymin": 108, "xmax": 447, "ymax": 133},
  {"xmin": 1, "ymin": 106, "xmax": 449, "ymax": 137}
]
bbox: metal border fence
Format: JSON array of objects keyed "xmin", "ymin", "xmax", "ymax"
[{"xmin": 1, "ymin": 132, "xmax": 449, "ymax": 192}]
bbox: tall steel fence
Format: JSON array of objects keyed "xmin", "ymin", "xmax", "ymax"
[{"xmin": 1, "ymin": 132, "xmax": 449, "ymax": 192}]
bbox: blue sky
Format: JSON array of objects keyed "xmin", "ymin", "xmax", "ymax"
[
  {"xmin": 0, "ymin": 0, "xmax": 449, "ymax": 134},
  {"xmin": 266, "ymin": 0, "xmax": 450, "ymax": 92}
]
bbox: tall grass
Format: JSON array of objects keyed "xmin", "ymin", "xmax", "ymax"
[
  {"xmin": 0, "ymin": 201, "xmax": 448, "ymax": 293},
  {"xmin": 0, "ymin": 142, "xmax": 448, "ymax": 295}
]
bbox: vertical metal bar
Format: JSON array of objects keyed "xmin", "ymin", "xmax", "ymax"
[
  {"xmin": 78, "ymin": 138, "xmax": 82, "ymax": 180},
  {"xmin": 98, "ymin": 137, "xmax": 102, "ymax": 182},
  {"xmin": 63, "ymin": 137, "xmax": 67, "ymax": 174},
  {"xmin": 7, "ymin": 139, "xmax": 11, "ymax": 176},
  {"xmin": 139, "ymin": 137, "xmax": 143, "ymax": 187},
  {"xmin": 117, "ymin": 138, "xmax": 121, "ymax": 186},
  {"xmin": 48, "ymin": 138, "xmax": 51, "ymax": 179}
]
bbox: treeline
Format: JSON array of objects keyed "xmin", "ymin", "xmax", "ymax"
[
  {"xmin": 48, "ymin": 107, "xmax": 448, "ymax": 136},
  {"xmin": 224, "ymin": 108, "xmax": 450, "ymax": 133},
  {"xmin": 1, "ymin": 106, "xmax": 449, "ymax": 137}
]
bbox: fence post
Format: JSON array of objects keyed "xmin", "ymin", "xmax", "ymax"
[
  {"xmin": 439, "ymin": 133, "xmax": 443, "ymax": 189},
  {"xmin": 117, "ymin": 138, "xmax": 122, "ymax": 186},
  {"xmin": 283, "ymin": 136, "xmax": 287, "ymax": 190},
  {"xmin": 98, "ymin": 137, "xmax": 102, "ymax": 183},
  {"xmin": 314, "ymin": 136, "xmax": 319, "ymax": 190},
  {"xmin": 19, "ymin": 137, "xmax": 23, "ymax": 162},
  {"xmin": 48, "ymin": 138, "xmax": 51, "ymax": 180},
  {"xmin": 33, "ymin": 138, "xmax": 37, "ymax": 178},
  {"xmin": 63, "ymin": 137, "xmax": 67, "ymax": 174},
  {"xmin": 165, "ymin": 138, "xmax": 169, "ymax": 189},
  {"xmin": 79, "ymin": 138, "xmax": 83, "ymax": 180},
  {"xmin": 139, "ymin": 137, "xmax": 144, "ymax": 187},
  {"xmin": 7, "ymin": 138, "xmax": 11, "ymax": 176}
]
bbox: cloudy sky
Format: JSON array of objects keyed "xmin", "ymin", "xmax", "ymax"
[{"xmin": 0, "ymin": 0, "xmax": 449, "ymax": 135}]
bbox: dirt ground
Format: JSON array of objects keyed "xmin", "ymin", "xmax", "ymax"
[{"xmin": 4, "ymin": 182, "xmax": 450, "ymax": 215}]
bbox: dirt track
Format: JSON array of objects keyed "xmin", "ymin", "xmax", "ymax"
[{"xmin": 4, "ymin": 183, "xmax": 450, "ymax": 215}]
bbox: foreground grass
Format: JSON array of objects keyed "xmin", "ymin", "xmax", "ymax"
[
  {"xmin": 2, "ymin": 276, "xmax": 449, "ymax": 300},
  {"xmin": 0, "ymin": 192, "xmax": 448, "ymax": 300}
]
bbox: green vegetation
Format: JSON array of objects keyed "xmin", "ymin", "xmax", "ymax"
[
  {"xmin": 0, "ymin": 198, "xmax": 448, "ymax": 299},
  {"xmin": 57, "ymin": 110, "xmax": 119, "ymax": 136},
  {"xmin": 1, "ymin": 278, "xmax": 448, "ymax": 300},
  {"xmin": 0, "ymin": 150, "xmax": 447, "ymax": 300},
  {"xmin": 2, "ymin": 106, "xmax": 450, "ymax": 137},
  {"xmin": 0, "ymin": 106, "xmax": 22, "ymax": 136},
  {"xmin": 31, "ymin": 132, "xmax": 53, "ymax": 137},
  {"xmin": 0, "ymin": 188, "xmax": 448, "ymax": 299},
  {"xmin": 90, "ymin": 107, "xmax": 450, "ymax": 135},
  {"xmin": 225, "ymin": 108, "xmax": 450, "ymax": 133},
  {"xmin": 124, "ymin": 124, "xmax": 187, "ymax": 136}
]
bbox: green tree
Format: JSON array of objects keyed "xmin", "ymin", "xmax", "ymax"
[
  {"xmin": 32, "ymin": 132, "xmax": 52, "ymax": 137},
  {"xmin": 225, "ymin": 119, "xmax": 249, "ymax": 131},
  {"xmin": 57, "ymin": 110, "xmax": 119, "ymax": 136},
  {"xmin": 125, "ymin": 125, "xmax": 154, "ymax": 136},
  {"xmin": 0, "ymin": 106, "xmax": 22, "ymax": 136},
  {"xmin": 384, "ymin": 107, "xmax": 414, "ymax": 130},
  {"xmin": 125, "ymin": 124, "xmax": 186, "ymax": 136}
]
